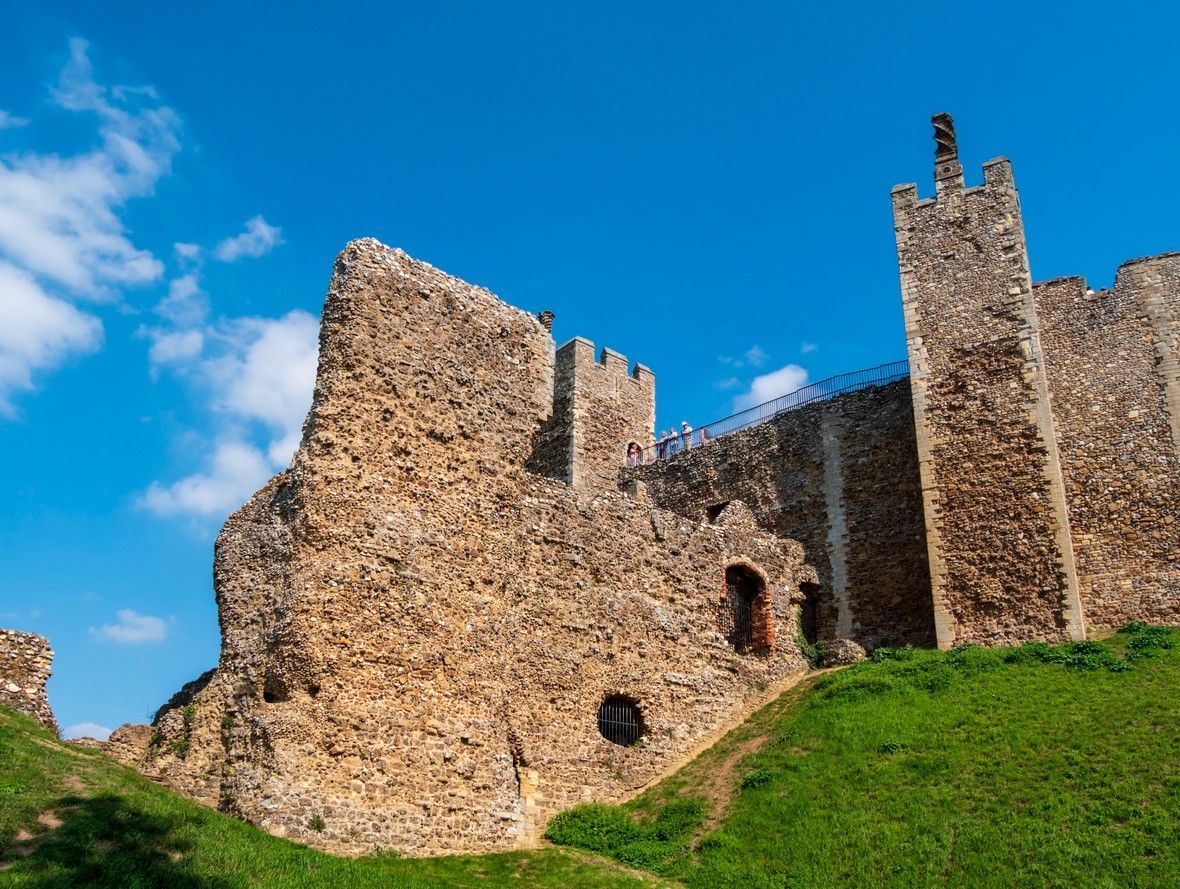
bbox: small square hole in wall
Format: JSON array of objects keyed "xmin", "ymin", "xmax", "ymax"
[{"xmin": 706, "ymin": 501, "xmax": 731, "ymax": 524}]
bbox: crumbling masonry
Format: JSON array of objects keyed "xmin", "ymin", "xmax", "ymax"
[{"xmin": 127, "ymin": 115, "xmax": 1177, "ymax": 854}]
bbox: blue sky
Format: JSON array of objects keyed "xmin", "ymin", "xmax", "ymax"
[{"xmin": 1, "ymin": 2, "xmax": 1177, "ymax": 739}]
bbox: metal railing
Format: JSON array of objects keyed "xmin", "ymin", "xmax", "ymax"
[{"xmin": 630, "ymin": 359, "xmax": 909, "ymax": 464}]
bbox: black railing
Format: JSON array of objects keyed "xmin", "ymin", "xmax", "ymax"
[{"xmin": 631, "ymin": 360, "xmax": 909, "ymax": 464}]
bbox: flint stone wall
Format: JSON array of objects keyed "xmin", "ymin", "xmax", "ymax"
[
  {"xmin": 892, "ymin": 159, "xmax": 1084, "ymax": 647},
  {"xmin": 1036, "ymin": 254, "xmax": 1180, "ymax": 626},
  {"xmin": 626, "ymin": 380, "xmax": 934, "ymax": 651},
  {"xmin": 0, "ymin": 629, "xmax": 57, "ymax": 734},
  {"xmin": 146, "ymin": 240, "xmax": 811, "ymax": 857}
]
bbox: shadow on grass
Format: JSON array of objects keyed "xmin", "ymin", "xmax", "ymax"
[{"xmin": 3, "ymin": 792, "xmax": 233, "ymax": 888}]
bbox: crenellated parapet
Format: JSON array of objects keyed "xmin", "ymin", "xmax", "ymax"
[{"xmin": 529, "ymin": 334, "xmax": 655, "ymax": 490}]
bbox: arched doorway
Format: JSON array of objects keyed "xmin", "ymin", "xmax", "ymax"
[
  {"xmin": 725, "ymin": 563, "xmax": 771, "ymax": 653},
  {"xmin": 799, "ymin": 581, "xmax": 820, "ymax": 645}
]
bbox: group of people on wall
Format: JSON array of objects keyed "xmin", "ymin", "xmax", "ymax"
[{"xmin": 626, "ymin": 421, "xmax": 712, "ymax": 467}]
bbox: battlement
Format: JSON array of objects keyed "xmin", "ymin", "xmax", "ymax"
[
  {"xmin": 891, "ymin": 113, "xmax": 1016, "ymax": 216},
  {"xmin": 555, "ymin": 336, "xmax": 656, "ymax": 388},
  {"xmin": 530, "ymin": 335, "xmax": 656, "ymax": 489}
]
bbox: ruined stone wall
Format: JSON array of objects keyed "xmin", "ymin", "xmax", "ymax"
[
  {"xmin": 146, "ymin": 240, "xmax": 810, "ymax": 857},
  {"xmin": 627, "ymin": 380, "xmax": 934, "ymax": 650},
  {"xmin": 891, "ymin": 116, "xmax": 1084, "ymax": 648},
  {"xmin": 1036, "ymin": 254, "xmax": 1180, "ymax": 626},
  {"xmin": 0, "ymin": 629, "xmax": 57, "ymax": 734}
]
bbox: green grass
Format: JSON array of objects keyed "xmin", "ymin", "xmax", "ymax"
[
  {"xmin": 548, "ymin": 624, "xmax": 1180, "ymax": 888},
  {"xmin": 0, "ymin": 711, "xmax": 665, "ymax": 888},
  {"xmin": 3, "ymin": 625, "xmax": 1177, "ymax": 887}
]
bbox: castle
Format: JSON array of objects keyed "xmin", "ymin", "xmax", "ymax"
[{"xmin": 93, "ymin": 114, "xmax": 1177, "ymax": 856}]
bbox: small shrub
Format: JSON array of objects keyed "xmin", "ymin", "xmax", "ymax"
[
  {"xmin": 1122, "ymin": 624, "xmax": 1174, "ymax": 660},
  {"xmin": 741, "ymin": 768, "xmax": 775, "ymax": 789},
  {"xmin": 308, "ymin": 813, "xmax": 326, "ymax": 833},
  {"xmin": 167, "ymin": 737, "xmax": 190, "ymax": 759},
  {"xmin": 871, "ymin": 646, "xmax": 916, "ymax": 663},
  {"xmin": 818, "ymin": 673, "xmax": 896, "ymax": 701},
  {"xmin": 545, "ymin": 798, "xmax": 705, "ymax": 868},
  {"xmin": 795, "ymin": 609, "xmax": 827, "ymax": 668},
  {"xmin": 545, "ymin": 803, "xmax": 642, "ymax": 852}
]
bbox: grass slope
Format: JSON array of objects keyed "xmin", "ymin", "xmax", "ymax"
[
  {"xmin": 0, "ymin": 712, "xmax": 666, "ymax": 888},
  {"xmin": 548, "ymin": 624, "xmax": 1180, "ymax": 888}
]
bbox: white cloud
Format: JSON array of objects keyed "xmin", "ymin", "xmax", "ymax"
[
  {"xmin": 714, "ymin": 376, "xmax": 740, "ymax": 391},
  {"xmin": 0, "ymin": 110, "xmax": 29, "ymax": 129},
  {"xmin": 153, "ymin": 273, "xmax": 208, "ymax": 326},
  {"xmin": 213, "ymin": 215, "xmax": 283, "ymax": 262},
  {"xmin": 89, "ymin": 608, "xmax": 168, "ymax": 643},
  {"xmin": 138, "ymin": 310, "xmax": 318, "ymax": 518},
  {"xmin": 173, "ymin": 241, "xmax": 200, "ymax": 262},
  {"xmin": 0, "ymin": 261, "xmax": 103, "ymax": 416},
  {"xmin": 744, "ymin": 345, "xmax": 767, "ymax": 367},
  {"xmin": 139, "ymin": 437, "xmax": 274, "ymax": 516},
  {"xmin": 146, "ymin": 328, "xmax": 203, "ymax": 372},
  {"xmin": 0, "ymin": 38, "xmax": 180, "ymax": 414},
  {"xmin": 801, "ymin": 341, "xmax": 818, "ymax": 354},
  {"xmin": 733, "ymin": 364, "xmax": 809, "ymax": 411},
  {"xmin": 206, "ymin": 311, "xmax": 319, "ymax": 431},
  {"xmin": 63, "ymin": 722, "xmax": 112, "ymax": 741}
]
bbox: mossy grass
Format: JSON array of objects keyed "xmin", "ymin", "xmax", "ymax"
[
  {"xmin": 0, "ymin": 710, "xmax": 666, "ymax": 887},
  {"xmin": 548, "ymin": 624, "xmax": 1180, "ymax": 888}
]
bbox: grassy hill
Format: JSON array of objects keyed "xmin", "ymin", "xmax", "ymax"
[
  {"xmin": 547, "ymin": 623, "xmax": 1180, "ymax": 888},
  {"xmin": 0, "ymin": 712, "xmax": 665, "ymax": 887},
  {"xmin": 2, "ymin": 623, "xmax": 1176, "ymax": 887}
]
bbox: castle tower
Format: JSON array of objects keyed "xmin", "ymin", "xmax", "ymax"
[
  {"xmin": 891, "ymin": 114, "xmax": 1084, "ymax": 647},
  {"xmin": 530, "ymin": 335, "xmax": 655, "ymax": 490}
]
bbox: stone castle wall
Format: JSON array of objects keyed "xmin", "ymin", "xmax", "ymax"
[
  {"xmin": 626, "ymin": 380, "xmax": 934, "ymax": 650},
  {"xmin": 126, "ymin": 116, "xmax": 1180, "ymax": 862},
  {"xmin": 891, "ymin": 120, "xmax": 1084, "ymax": 648},
  {"xmin": 145, "ymin": 240, "xmax": 812, "ymax": 857},
  {"xmin": 0, "ymin": 629, "xmax": 57, "ymax": 734},
  {"xmin": 530, "ymin": 337, "xmax": 655, "ymax": 490},
  {"xmin": 1035, "ymin": 254, "xmax": 1180, "ymax": 626}
]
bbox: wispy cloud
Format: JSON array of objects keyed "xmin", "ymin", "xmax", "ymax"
[
  {"xmin": 733, "ymin": 364, "xmax": 809, "ymax": 411},
  {"xmin": 63, "ymin": 722, "xmax": 112, "ymax": 741},
  {"xmin": 213, "ymin": 215, "xmax": 283, "ymax": 262},
  {"xmin": 0, "ymin": 38, "xmax": 180, "ymax": 415},
  {"xmin": 718, "ymin": 344, "xmax": 769, "ymax": 370},
  {"xmin": 714, "ymin": 376, "xmax": 740, "ymax": 391},
  {"xmin": 744, "ymin": 345, "xmax": 767, "ymax": 367},
  {"xmin": 89, "ymin": 608, "xmax": 168, "ymax": 643},
  {"xmin": 140, "ymin": 437, "xmax": 275, "ymax": 516},
  {"xmin": 0, "ymin": 109, "xmax": 29, "ymax": 129},
  {"xmin": 800, "ymin": 341, "xmax": 818, "ymax": 354}
]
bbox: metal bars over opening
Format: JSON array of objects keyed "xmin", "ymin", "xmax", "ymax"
[
  {"xmin": 730, "ymin": 591, "xmax": 754, "ymax": 652},
  {"xmin": 636, "ymin": 359, "xmax": 909, "ymax": 464},
  {"xmin": 597, "ymin": 695, "xmax": 644, "ymax": 746},
  {"xmin": 726, "ymin": 563, "xmax": 769, "ymax": 654}
]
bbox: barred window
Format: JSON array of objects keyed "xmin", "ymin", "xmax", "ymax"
[{"xmin": 597, "ymin": 695, "xmax": 644, "ymax": 746}]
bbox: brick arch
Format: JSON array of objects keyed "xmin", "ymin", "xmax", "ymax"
[{"xmin": 722, "ymin": 560, "xmax": 774, "ymax": 653}]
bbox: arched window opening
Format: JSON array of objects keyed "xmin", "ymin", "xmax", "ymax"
[
  {"xmin": 597, "ymin": 695, "xmax": 644, "ymax": 746},
  {"xmin": 799, "ymin": 582, "xmax": 820, "ymax": 645},
  {"xmin": 725, "ymin": 564, "xmax": 772, "ymax": 653}
]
